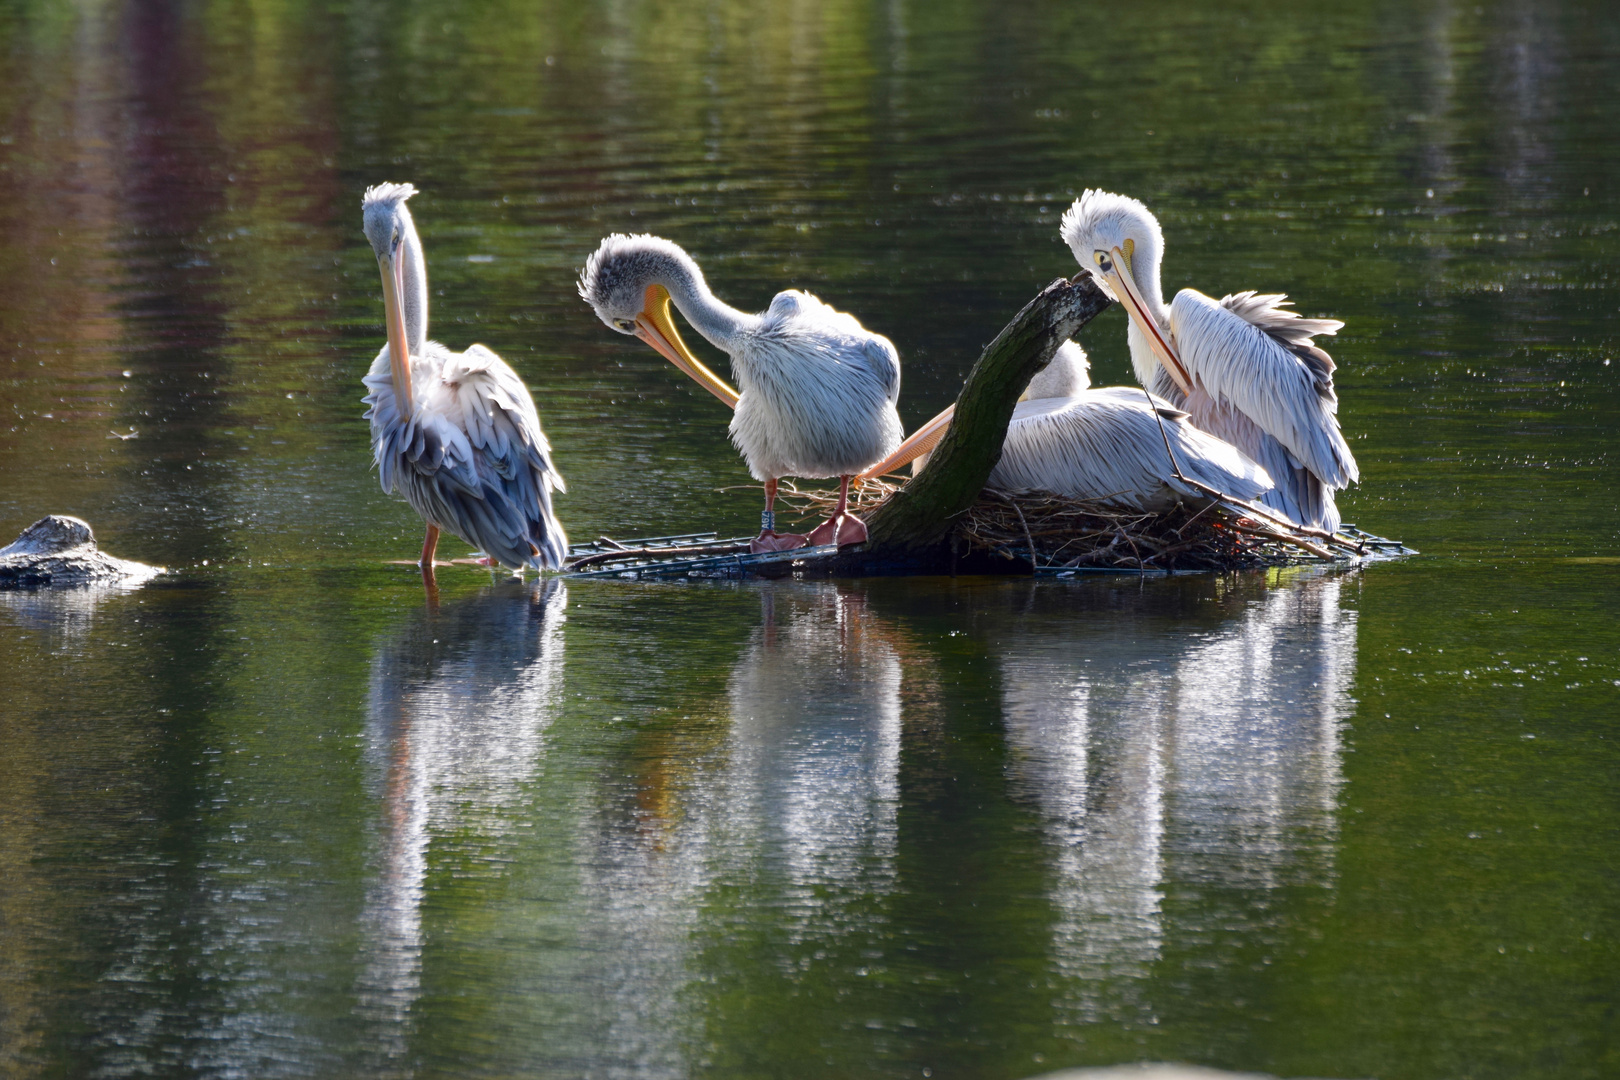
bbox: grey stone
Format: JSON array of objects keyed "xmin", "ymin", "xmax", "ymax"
[{"xmin": 0, "ymin": 515, "xmax": 163, "ymax": 589}]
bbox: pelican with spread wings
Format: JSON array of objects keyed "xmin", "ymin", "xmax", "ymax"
[
  {"xmin": 1059, "ymin": 190, "xmax": 1357, "ymax": 532},
  {"xmin": 360, "ymin": 183, "xmax": 567, "ymax": 578}
]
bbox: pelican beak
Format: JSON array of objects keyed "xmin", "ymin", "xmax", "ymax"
[
  {"xmin": 855, "ymin": 404, "xmax": 957, "ymax": 483},
  {"xmin": 633, "ymin": 284, "xmax": 741, "ymax": 409},
  {"xmin": 378, "ymin": 248, "xmax": 414, "ymax": 421},
  {"xmin": 1103, "ymin": 247, "xmax": 1193, "ymax": 395}
]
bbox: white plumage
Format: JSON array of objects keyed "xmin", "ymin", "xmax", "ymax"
[
  {"xmin": 724, "ymin": 289, "xmax": 903, "ymax": 481},
  {"xmin": 891, "ymin": 342, "xmax": 1274, "ymax": 510},
  {"xmin": 1060, "ymin": 190, "xmax": 1358, "ymax": 532},
  {"xmin": 579, "ymin": 234, "xmax": 901, "ymax": 549},
  {"xmin": 360, "ymin": 183, "xmax": 567, "ymax": 571}
]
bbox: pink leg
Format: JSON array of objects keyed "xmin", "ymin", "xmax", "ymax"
[
  {"xmin": 418, "ymin": 525, "xmax": 441, "ymax": 590},
  {"xmin": 806, "ymin": 476, "xmax": 868, "ymax": 547},
  {"xmin": 750, "ymin": 477, "xmax": 810, "ymax": 553}
]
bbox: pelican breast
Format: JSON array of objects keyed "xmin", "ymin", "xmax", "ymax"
[{"xmin": 728, "ymin": 290, "xmax": 903, "ymax": 481}]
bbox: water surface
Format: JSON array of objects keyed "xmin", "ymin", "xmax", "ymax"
[{"xmin": 1, "ymin": 2, "xmax": 1616, "ymax": 1078}]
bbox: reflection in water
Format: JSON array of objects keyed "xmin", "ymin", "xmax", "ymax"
[
  {"xmin": 355, "ymin": 579, "xmax": 567, "ymax": 1066},
  {"xmin": 718, "ymin": 587, "xmax": 903, "ymax": 918},
  {"xmin": 0, "ymin": 585, "xmax": 140, "ymax": 652},
  {"xmin": 1000, "ymin": 574, "xmax": 1356, "ymax": 1024},
  {"xmin": 568, "ymin": 585, "xmax": 906, "ymax": 1076}
]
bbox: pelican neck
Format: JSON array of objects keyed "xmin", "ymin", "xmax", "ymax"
[{"xmin": 655, "ymin": 254, "xmax": 761, "ymax": 354}]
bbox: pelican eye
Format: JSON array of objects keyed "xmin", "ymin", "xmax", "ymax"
[
  {"xmin": 1094, "ymin": 251, "xmax": 1112, "ymax": 272},
  {"xmin": 614, "ymin": 318, "xmax": 636, "ymax": 332}
]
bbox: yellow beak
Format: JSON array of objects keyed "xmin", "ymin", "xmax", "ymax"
[
  {"xmin": 1103, "ymin": 247, "xmax": 1193, "ymax": 395},
  {"xmin": 378, "ymin": 250, "xmax": 414, "ymax": 421},
  {"xmin": 634, "ymin": 284, "xmax": 741, "ymax": 409},
  {"xmin": 855, "ymin": 403, "xmax": 958, "ymax": 483}
]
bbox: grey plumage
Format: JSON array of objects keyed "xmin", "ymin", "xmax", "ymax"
[{"xmin": 360, "ymin": 183, "xmax": 567, "ymax": 570}]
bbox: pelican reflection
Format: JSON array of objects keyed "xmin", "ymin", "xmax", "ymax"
[
  {"xmin": 354, "ymin": 579, "xmax": 566, "ymax": 1061},
  {"xmin": 566, "ymin": 584, "xmax": 912, "ymax": 1072},
  {"xmin": 999, "ymin": 572, "xmax": 1356, "ymax": 1023}
]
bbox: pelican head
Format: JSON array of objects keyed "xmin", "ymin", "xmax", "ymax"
[
  {"xmin": 578, "ymin": 233, "xmax": 739, "ymax": 406},
  {"xmin": 362, "ymin": 182, "xmax": 427, "ymax": 419},
  {"xmin": 1023, "ymin": 340, "xmax": 1092, "ymax": 401},
  {"xmin": 1060, "ymin": 189, "xmax": 1190, "ymax": 394}
]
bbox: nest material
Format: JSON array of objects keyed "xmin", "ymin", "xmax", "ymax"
[{"xmin": 773, "ymin": 480, "xmax": 1337, "ymax": 572}]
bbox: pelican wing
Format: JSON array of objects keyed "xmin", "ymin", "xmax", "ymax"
[
  {"xmin": 363, "ymin": 343, "xmax": 569, "ymax": 569},
  {"xmin": 987, "ymin": 387, "xmax": 1273, "ymax": 510},
  {"xmin": 1180, "ymin": 389, "xmax": 1337, "ymax": 532},
  {"xmin": 1168, "ymin": 289, "xmax": 1358, "ymax": 492}
]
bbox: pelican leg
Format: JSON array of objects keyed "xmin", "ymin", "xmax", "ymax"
[
  {"xmin": 750, "ymin": 477, "xmax": 810, "ymax": 553},
  {"xmin": 419, "ymin": 524, "xmax": 440, "ymax": 566},
  {"xmin": 805, "ymin": 475, "xmax": 867, "ymax": 547}
]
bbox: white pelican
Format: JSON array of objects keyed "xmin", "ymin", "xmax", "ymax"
[
  {"xmin": 579, "ymin": 234, "xmax": 902, "ymax": 552},
  {"xmin": 360, "ymin": 183, "xmax": 567, "ymax": 576},
  {"xmin": 1060, "ymin": 190, "xmax": 1358, "ymax": 533},
  {"xmin": 857, "ymin": 341, "xmax": 1274, "ymax": 511}
]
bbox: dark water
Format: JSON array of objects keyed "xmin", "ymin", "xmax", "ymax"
[{"xmin": 2, "ymin": 2, "xmax": 1617, "ymax": 1078}]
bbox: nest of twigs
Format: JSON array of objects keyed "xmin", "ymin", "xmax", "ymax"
[{"xmin": 773, "ymin": 479, "xmax": 1348, "ymax": 572}]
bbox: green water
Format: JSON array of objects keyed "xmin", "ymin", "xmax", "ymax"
[{"xmin": 1, "ymin": 1, "xmax": 1616, "ymax": 1078}]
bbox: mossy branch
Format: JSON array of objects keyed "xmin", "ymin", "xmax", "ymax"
[{"xmin": 860, "ymin": 275, "xmax": 1113, "ymax": 553}]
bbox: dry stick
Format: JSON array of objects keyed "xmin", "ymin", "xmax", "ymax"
[
  {"xmin": 567, "ymin": 541, "xmax": 750, "ymax": 569},
  {"xmin": 1222, "ymin": 521, "xmax": 1335, "ymax": 560},
  {"xmin": 1172, "ymin": 477, "xmax": 1364, "ymax": 554},
  {"xmin": 1141, "ymin": 386, "xmax": 1191, "ymax": 486},
  {"xmin": 987, "ymin": 490, "xmax": 1039, "ymax": 573}
]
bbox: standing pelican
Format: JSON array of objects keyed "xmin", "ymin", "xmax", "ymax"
[
  {"xmin": 1060, "ymin": 190, "xmax": 1358, "ymax": 532},
  {"xmin": 360, "ymin": 183, "xmax": 567, "ymax": 577},
  {"xmin": 579, "ymin": 234, "xmax": 902, "ymax": 552},
  {"xmin": 857, "ymin": 341, "xmax": 1274, "ymax": 510}
]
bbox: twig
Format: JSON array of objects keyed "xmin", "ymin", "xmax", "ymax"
[
  {"xmin": 986, "ymin": 490, "xmax": 1038, "ymax": 572},
  {"xmin": 567, "ymin": 542, "xmax": 750, "ymax": 569}
]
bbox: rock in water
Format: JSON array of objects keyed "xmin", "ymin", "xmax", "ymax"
[{"xmin": 0, "ymin": 515, "xmax": 163, "ymax": 589}]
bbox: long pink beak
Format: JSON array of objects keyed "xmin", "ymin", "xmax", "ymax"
[{"xmin": 856, "ymin": 403, "xmax": 957, "ymax": 483}]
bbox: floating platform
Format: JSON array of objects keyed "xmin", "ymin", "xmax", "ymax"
[{"xmin": 562, "ymin": 525, "xmax": 1413, "ymax": 582}]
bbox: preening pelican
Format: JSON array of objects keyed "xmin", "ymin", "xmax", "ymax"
[
  {"xmin": 579, "ymin": 234, "xmax": 902, "ymax": 552},
  {"xmin": 360, "ymin": 183, "xmax": 567, "ymax": 577},
  {"xmin": 857, "ymin": 341, "xmax": 1274, "ymax": 510},
  {"xmin": 1060, "ymin": 190, "xmax": 1358, "ymax": 532}
]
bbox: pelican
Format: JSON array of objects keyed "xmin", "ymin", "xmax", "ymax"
[
  {"xmin": 857, "ymin": 341, "xmax": 1274, "ymax": 511},
  {"xmin": 579, "ymin": 234, "xmax": 902, "ymax": 552},
  {"xmin": 1060, "ymin": 190, "xmax": 1358, "ymax": 532},
  {"xmin": 359, "ymin": 183, "xmax": 567, "ymax": 577}
]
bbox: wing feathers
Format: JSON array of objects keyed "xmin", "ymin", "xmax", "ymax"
[
  {"xmin": 985, "ymin": 387, "xmax": 1274, "ymax": 510},
  {"xmin": 1170, "ymin": 289, "xmax": 1358, "ymax": 500},
  {"xmin": 363, "ymin": 341, "xmax": 568, "ymax": 569}
]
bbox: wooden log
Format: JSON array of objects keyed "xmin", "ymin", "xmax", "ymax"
[{"xmin": 839, "ymin": 275, "xmax": 1112, "ymax": 569}]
